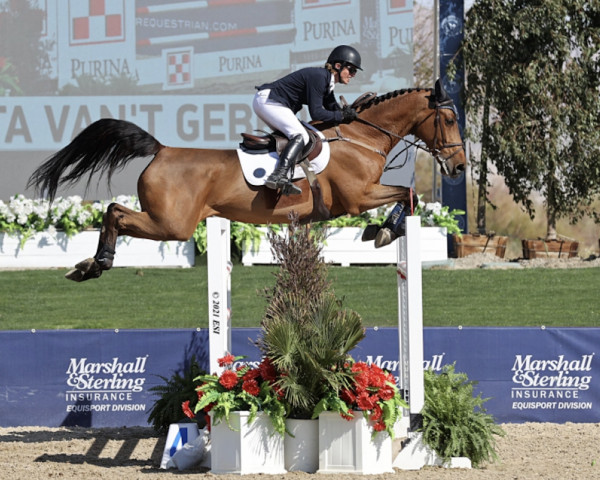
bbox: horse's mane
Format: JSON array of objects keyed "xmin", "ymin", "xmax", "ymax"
[{"xmin": 359, "ymin": 87, "xmax": 432, "ymax": 112}]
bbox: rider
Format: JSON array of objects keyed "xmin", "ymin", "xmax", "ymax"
[{"xmin": 253, "ymin": 45, "xmax": 361, "ymax": 195}]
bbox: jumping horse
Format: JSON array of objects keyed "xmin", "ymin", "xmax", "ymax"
[{"xmin": 28, "ymin": 79, "xmax": 466, "ymax": 282}]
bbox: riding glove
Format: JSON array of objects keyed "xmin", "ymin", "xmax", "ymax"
[{"xmin": 341, "ymin": 105, "xmax": 358, "ymax": 123}]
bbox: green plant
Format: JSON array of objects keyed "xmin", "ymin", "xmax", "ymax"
[
  {"xmin": 0, "ymin": 58, "xmax": 23, "ymax": 96},
  {"xmin": 257, "ymin": 213, "xmax": 366, "ymax": 420},
  {"xmin": 193, "ymin": 354, "xmax": 288, "ymax": 435},
  {"xmin": 421, "ymin": 363, "xmax": 505, "ymax": 467},
  {"xmin": 260, "ymin": 291, "xmax": 365, "ymax": 419},
  {"xmin": 414, "ymin": 196, "xmax": 465, "ymax": 236},
  {"xmin": 147, "ymin": 356, "xmax": 205, "ymax": 435}
]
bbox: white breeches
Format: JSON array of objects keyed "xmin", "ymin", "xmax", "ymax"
[{"xmin": 253, "ymin": 89, "xmax": 310, "ymax": 145}]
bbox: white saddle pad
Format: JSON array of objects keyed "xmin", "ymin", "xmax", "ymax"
[{"xmin": 237, "ymin": 128, "xmax": 330, "ymax": 186}]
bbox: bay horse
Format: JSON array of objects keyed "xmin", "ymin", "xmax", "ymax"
[{"xmin": 28, "ymin": 79, "xmax": 465, "ymax": 282}]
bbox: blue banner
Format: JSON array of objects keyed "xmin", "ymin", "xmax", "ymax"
[
  {"xmin": 0, "ymin": 327, "xmax": 598, "ymax": 427},
  {"xmin": 439, "ymin": 0, "xmax": 468, "ymax": 243}
]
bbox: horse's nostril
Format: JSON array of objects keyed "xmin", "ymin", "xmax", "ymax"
[{"xmin": 455, "ymin": 164, "xmax": 465, "ymax": 172}]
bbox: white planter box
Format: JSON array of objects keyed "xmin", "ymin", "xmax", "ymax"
[
  {"xmin": 284, "ymin": 418, "xmax": 319, "ymax": 473},
  {"xmin": 242, "ymin": 226, "xmax": 447, "ymax": 266},
  {"xmin": 318, "ymin": 411, "xmax": 393, "ymax": 475},
  {"xmin": 420, "ymin": 226, "xmax": 448, "ymax": 262},
  {"xmin": 0, "ymin": 231, "xmax": 194, "ymax": 269},
  {"xmin": 210, "ymin": 411, "xmax": 285, "ymax": 475}
]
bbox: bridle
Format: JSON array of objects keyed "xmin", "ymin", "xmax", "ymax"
[
  {"xmin": 327, "ymin": 98, "xmax": 465, "ymax": 176},
  {"xmin": 418, "ymin": 99, "xmax": 465, "ymax": 176}
]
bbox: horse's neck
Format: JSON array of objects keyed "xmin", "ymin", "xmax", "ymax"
[
  {"xmin": 361, "ymin": 92, "xmax": 426, "ymax": 138},
  {"xmin": 345, "ymin": 93, "xmax": 426, "ymax": 154}
]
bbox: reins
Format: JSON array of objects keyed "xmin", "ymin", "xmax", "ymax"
[
  {"xmin": 329, "ymin": 126, "xmax": 387, "ymax": 158},
  {"xmin": 325, "ymin": 96, "xmax": 465, "ymax": 174}
]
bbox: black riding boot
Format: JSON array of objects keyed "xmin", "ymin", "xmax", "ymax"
[{"xmin": 265, "ymin": 135, "xmax": 304, "ymax": 195}]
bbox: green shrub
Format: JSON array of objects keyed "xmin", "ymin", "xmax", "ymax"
[
  {"xmin": 421, "ymin": 363, "xmax": 505, "ymax": 467},
  {"xmin": 147, "ymin": 356, "xmax": 205, "ymax": 435},
  {"xmin": 257, "ymin": 213, "xmax": 365, "ymax": 419}
]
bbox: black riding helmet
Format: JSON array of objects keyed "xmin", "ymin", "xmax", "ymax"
[{"xmin": 327, "ymin": 45, "xmax": 362, "ymax": 71}]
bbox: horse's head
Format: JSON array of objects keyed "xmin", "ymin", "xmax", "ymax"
[
  {"xmin": 415, "ymin": 79, "xmax": 466, "ymax": 178},
  {"xmin": 349, "ymin": 80, "xmax": 466, "ymax": 178}
]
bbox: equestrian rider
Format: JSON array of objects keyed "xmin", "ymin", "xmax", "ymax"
[{"xmin": 253, "ymin": 45, "xmax": 361, "ymax": 195}]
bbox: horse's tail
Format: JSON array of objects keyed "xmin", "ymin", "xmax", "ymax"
[{"xmin": 27, "ymin": 118, "xmax": 162, "ymax": 201}]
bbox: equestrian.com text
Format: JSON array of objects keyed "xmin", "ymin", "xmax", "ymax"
[{"xmin": 0, "ymin": 97, "xmax": 301, "ymax": 151}]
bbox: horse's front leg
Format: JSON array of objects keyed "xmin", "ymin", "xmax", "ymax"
[{"xmin": 357, "ymin": 185, "xmax": 418, "ymax": 248}]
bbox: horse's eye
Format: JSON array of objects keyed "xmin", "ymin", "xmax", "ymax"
[{"xmin": 445, "ymin": 118, "xmax": 455, "ymax": 127}]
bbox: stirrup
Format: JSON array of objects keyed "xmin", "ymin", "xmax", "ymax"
[{"xmin": 281, "ymin": 182, "xmax": 301, "ymax": 196}]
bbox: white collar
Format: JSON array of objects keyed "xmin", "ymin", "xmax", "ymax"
[{"xmin": 329, "ymin": 73, "xmax": 336, "ymax": 93}]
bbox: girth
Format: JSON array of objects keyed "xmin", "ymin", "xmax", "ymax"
[{"xmin": 240, "ymin": 128, "xmax": 323, "ymax": 162}]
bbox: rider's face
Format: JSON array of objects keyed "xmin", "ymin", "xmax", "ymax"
[{"xmin": 336, "ymin": 63, "xmax": 357, "ymax": 85}]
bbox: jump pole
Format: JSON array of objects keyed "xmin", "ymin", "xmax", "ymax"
[
  {"xmin": 393, "ymin": 216, "xmax": 431, "ymax": 469},
  {"xmin": 397, "ymin": 216, "xmax": 425, "ymax": 427},
  {"xmin": 206, "ymin": 217, "xmax": 232, "ymax": 375}
]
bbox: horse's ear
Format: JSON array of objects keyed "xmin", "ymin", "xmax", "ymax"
[{"xmin": 435, "ymin": 79, "xmax": 451, "ymax": 103}]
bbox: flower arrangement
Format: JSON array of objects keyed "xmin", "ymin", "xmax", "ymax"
[
  {"xmin": 1, "ymin": 194, "xmax": 463, "ymax": 254},
  {"xmin": 312, "ymin": 360, "xmax": 408, "ymax": 439},
  {"xmin": 0, "ymin": 194, "xmax": 140, "ymax": 246},
  {"xmin": 414, "ymin": 198, "xmax": 465, "ymax": 236},
  {"xmin": 190, "ymin": 354, "xmax": 288, "ymax": 436}
]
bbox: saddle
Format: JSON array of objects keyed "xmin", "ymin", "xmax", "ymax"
[{"xmin": 239, "ymin": 127, "xmax": 323, "ymax": 163}]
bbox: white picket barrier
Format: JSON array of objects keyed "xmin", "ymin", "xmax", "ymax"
[
  {"xmin": 394, "ymin": 217, "xmax": 470, "ymax": 470},
  {"xmin": 397, "ymin": 216, "xmax": 425, "ymax": 428},
  {"xmin": 205, "ymin": 215, "xmax": 465, "ymax": 470},
  {"xmin": 206, "ymin": 217, "xmax": 232, "ymax": 375}
]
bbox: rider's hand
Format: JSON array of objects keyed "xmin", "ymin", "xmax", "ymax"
[{"xmin": 341, "ymin": 105, "xmax": 358, "ymax": 123}]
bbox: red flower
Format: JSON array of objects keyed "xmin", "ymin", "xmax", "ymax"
[
  {"xmin": 373, "ymin": 421, "xmax": 386, "ymax": 431},
  {"xmin": 369, "ymin": 365, "xmax": 386, "ymax": 388},
  {"xmin": 219, "ymin": 369, "xmax": 239, "ymax": 390},
  {"xmin": 242, "ymin": 378, "xmax": 260, "ymax": 396},
  {"xmin": 259, "ymin": 357, "xmax": 277, "ymax": 382},
  {"xmin": 242, "ymin": 368, "xmax": 260, "ymax": 381},
  {"xmin": 379, "ymin": 384, "xmax": 395, "ymax": 401},
  {"xmin": 352, "ymin": 362, "xmax": 370, "ymax": 391},
  {"xmin": 356, "ymin": 391, "xmax": 376, "ymax": 411},
  {"xmin": 340, "ymin": 412, "xmax": 355, "ymax": 421},
  {"xmin": 370, "ymin": 404, "xmax": 383, "ymax": 422},
  {"xmin": 340, "ymin": 388, "xmax": 356, "ymax": 404},
  {"xmin": 182, "ymin": 400, "xmax": 195, "ymax": 419},
  {"xmin": 218, "ymin": 353, "xmax": 236, "ymax": 367}
]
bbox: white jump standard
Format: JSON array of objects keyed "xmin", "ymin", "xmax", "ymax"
[{"xmin": 206, "ymin": 217, "xmax": 232, "ymax": 375}]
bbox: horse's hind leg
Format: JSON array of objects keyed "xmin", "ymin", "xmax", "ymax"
[
  {"xmin": 65, "ymin": 203, "xmax": 122, "ymax": 282},
  {"xmin": 65, "ymin": 202, "xmax": 193, "ymax": 282}
]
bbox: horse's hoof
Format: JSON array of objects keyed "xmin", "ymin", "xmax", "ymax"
[
  {"xmin": 374, "ymin": 228, "xmax": 397, "ymax": 248},
  {"xmin": 74, "ymin": 258, "xmax": 95, "ymax": 271},
  {"xmin": 65, "ymin": 258, "xmax": 102, "ymax": 282},
  {"xmin": 65, "ymin": 268, "xmax": 85, "ymax": 282},
  {"xmin": 362, "ymin": 224, "xmax": 380, "ymax": 242}
]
